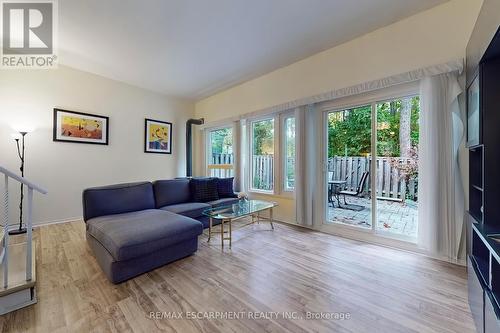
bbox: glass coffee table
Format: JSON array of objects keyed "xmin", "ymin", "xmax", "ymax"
[{"xmin": 202, "ymin": 199, "xmax": 277, "ymax": 247}]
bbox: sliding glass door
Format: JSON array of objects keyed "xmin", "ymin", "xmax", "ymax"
[
  {"xmin": 325, "ymin": 96, "xmax": 420, "ymax": 241},
  {"xmin": 375, "ymin": 97, "xmax": 419, "ymax": 238},
  {"xmin": 326, "ymin": 105, "xmax": 372, "ymax": 230}
]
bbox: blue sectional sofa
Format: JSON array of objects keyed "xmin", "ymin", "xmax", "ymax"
[{"xmin": 83, "ymin": 178, "xmax": 239, "ymax": 283}]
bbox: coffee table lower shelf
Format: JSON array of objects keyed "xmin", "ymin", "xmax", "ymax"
[{"xmin": 207, "ymin": 207, "xmax": 275, "ymax": 248}]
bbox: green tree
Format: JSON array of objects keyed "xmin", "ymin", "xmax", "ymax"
[
  {"xmin": 328, "ymin": 105, "xmax": 371, "ymax": 157},
  {"xmin": 253, "ymin": 119, "xmax": 274, "ymax": 155},
  {"xmin": 210, "ymin": 128, "xmax": 233, "ymax": 155},
  {"xmin": 328, "ymin": 97, "xmax": 420, "ymax": 158}
]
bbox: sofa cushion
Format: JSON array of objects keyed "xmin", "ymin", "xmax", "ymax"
[
  {"xmin": 86, "ymin": 209, "xmax": 203, "ymax": 261},
  {"xmin": 83, "ymin": 182, "xmax": 155, "ymax": 221},
  {"xmin": 207, "ymin": 197, "xmax": 241, "ymax": 208},
  {"xmin": 216, "ymin": 177, "xmax": 237, "ymax": 198},
  {"xmin": 160, "ymin": 202, "xmax": 211, "ymax": 218},
  {"xmin": 153, "ymin": 179, "xmax": 191, "ymax": 208},
  {"xmin": 190, "ymin": 178, "xmax": 219, "ymax": 202}
]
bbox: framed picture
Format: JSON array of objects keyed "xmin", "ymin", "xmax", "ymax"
[
  {"xmin": 145, "ymin": 118, "xmax": 172, "ymax": 154},
  {"xmin": 53, "ymin": 109, "xmax": 109, "ymax": 145}
]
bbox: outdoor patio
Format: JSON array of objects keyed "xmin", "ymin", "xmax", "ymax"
[{"xmin": 327, "ymin": 196, "xmax": 418, "ymax": 238}]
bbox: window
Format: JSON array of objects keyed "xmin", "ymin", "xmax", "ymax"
[
  {"xmin": 207, "ymin": 127, "xmax": 233, "ymax": 177},
  {"xmin": 325, "ymin": 94, "xmax": 420, "ymax": 242},
  {"xmin": 283, "ymin": 116, "xmax": 295, "ymax": 191},
  {"xmin": 375, "ymin": 96, "xmax": 419, "ymax": 237},
  {"xmin": 251, "ymin": 118, "xmax": 274, "ymax": 191},
  {"xmin": 327, "ymin": 105, "xmax": 372, "ymax": 229}
]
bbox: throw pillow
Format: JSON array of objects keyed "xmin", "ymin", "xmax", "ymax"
[
  {"xmin": 216, "ymin": 177, "xmax": 236, "ymax": 198},
  {"xmin": 190, "ymin": 178, "xmax": 219, "ymax": 202}
]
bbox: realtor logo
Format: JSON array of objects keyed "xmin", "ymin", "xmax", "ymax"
[{"xmin": 1, "ymin": 0, "xmax": 57, "ymax": 68}]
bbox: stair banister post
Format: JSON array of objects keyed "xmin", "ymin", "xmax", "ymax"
[
  {"xmin": 25, "ymin": 187, "xmax": 33, "ymax": 281},
  {"xmin": 3, "ymin": 175, "xmax": 9, "ymax": 288}
]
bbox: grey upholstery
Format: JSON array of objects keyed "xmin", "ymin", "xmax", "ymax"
[
  {"xmin": 83, "ymin": 177, "xmax": 239, "ymax": 284},
  {"xmin": 160, "ymin": 202, "xmax": 211, "ymax": 218},
  {"xmin": 153, "ymin": 179, "xmax": 191, "ymax": 208},
  {"xmin": 86, "ymin": 209, "xmax": 203, "ymax": 261},
  {"xmin": 207, "ymin": 197, "xmax": 240, "ymax": 208},
  {"xmin": 87, "ymin": 233, "xmax": 198, "ymax": 284},
  {"xmin": 82, "ymin": 182, "xmax": 155, "ymax": 221}
]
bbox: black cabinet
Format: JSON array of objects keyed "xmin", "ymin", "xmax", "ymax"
[
  {"xmin": 466, "ymin": 2, "xmax": 500, "ymax": 331},
  {"xmin": 469, "ymin": 146, "xmax": 483, "ymax": 224},
  {"xmin": 485, "ymin": 291, "xmax": 500, "ymax": 333},
  {"xmin": 468, "ymin": 257, "xmax": 485, "ymax": 333},
  {"xmin": 469, "ymin": 223, "xmax": 500, "ymax": 333}
]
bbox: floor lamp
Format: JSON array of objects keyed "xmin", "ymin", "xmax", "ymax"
[{"xmin": 9, "ymin": 131, "xmax": 28, "ymax": 235}]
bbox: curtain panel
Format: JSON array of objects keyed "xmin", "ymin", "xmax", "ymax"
[
  {"xmin": 232, "ymin": 120, "xmax": 242, "ymax": 192},
  {"xmin": 294, "ymin": 105, "xmax": 325, "ymax": 227},
  {"xmin": 418, "ymin": 72, "xmax": 465, "ymax": 262}
]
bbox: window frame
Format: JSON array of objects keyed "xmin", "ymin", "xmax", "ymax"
[
  {"xmin": 248, "ymin": 116, "xmax": 277, "ymax": 194},
  {"xmin": 205, "ymin": 124, "xmax": 234, "ymax": 177},
  {"xmin": 319, "ymin": 81, "xmax": 420, "ymax": 244},
  {"xmin": 281, "ymin": 112, "xmax": 296, "ymax": 193}
]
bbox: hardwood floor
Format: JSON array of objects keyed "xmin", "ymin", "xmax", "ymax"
[{"xmin": 0, "ymin": 220, "xmax": 475, "ymax": 333}]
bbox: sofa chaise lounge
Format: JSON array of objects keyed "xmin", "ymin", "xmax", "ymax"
[{"xmin": 83, "ymin": 178, "xmax": 239, "ymax": 283}]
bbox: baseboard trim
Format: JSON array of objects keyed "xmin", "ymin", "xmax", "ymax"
[
  {"xmin": 31, "ymin": 216, "xmax": 466, "ymax": 266},
  {"xmin": 33, "ymin": 217, "xmax": 83, "ymax": 228}
]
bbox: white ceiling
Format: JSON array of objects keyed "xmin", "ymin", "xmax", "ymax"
[{"xmin": 59, "ymin": 0, "xmax": 448, "ymax": 100}]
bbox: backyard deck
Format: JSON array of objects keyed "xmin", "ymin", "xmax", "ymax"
[
  {"xmin": 208, "ymin": 153, "xmax": 419, "ymax": 239},
  {"xmin": 327, "ymin": 197, "xmax": 418, "ymax": 238}
]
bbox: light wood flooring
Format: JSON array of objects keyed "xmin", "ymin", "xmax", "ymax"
[{"xmin": 0, "ymin": 220, "xmax": 475, "ymax": 333}]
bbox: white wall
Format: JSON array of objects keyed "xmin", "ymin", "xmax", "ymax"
[
  {"xmin": 194, "ymin": 0, "xmax": 483, "ymax": 224},
  {"xmin": 0, "ymin": 66, "xmax": 194, "ymax": 225},
  {"xmin": 195, "ymin": 0, "xmax": 481, "ymax": 120}
]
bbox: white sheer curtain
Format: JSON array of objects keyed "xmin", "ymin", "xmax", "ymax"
[
  {"xmin": 295, "ymin": 105, "xmax": 323, "ymax": 227},
  {"xmin": 232, "ymin": 120, "xmax": 242, "ymax": 192},
  {"xmin": 418, "ymin": 72, "xmax": 465, "ymax": 262}
]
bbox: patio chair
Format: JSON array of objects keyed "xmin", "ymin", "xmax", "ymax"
[
  {"xmin": 328, "ymin": 170, "xmax": 355, "ymax": 207},
  {"xmin": 339, "ymin": 171, "xmax": 369, "ymax": 207}
]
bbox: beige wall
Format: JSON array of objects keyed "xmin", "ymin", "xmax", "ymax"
[
  {"xmin": 0, "ymin": 66, "xmax": 194, "ymax": 225},
  {"xmin": 194, "ymin": 0, "xmax": 482, "ymax": 224},
  {"xmin": 195, "ymin": 0, "xmax": 481, "ymax": 121}
]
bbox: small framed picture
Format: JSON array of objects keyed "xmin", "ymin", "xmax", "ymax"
[
  {"xmin": 145, "ymin": 118, "xmax": 172, "ymax": 154},
  {"xmin": 53, "ymin": 109, "xmax": 109, "ymax": 145}
]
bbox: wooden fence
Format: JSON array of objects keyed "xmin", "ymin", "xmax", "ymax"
[
  {"xmin": 252, "ymin": 155, "xmax": 274, "ymax": 190},
  {"xmin": 211, "ymin": 153, "xmax": 234, "ymax": 165},
  {"xmin": 208, "ymin": 153, "xmax": 234, "ymax": 178},
  {"xmin": 211, "ymin": 154, "xmax": 417, "ymax": 201},
  {"xmin": 328, "ymin": 156, "xmax": 417, "ymax": 201}
]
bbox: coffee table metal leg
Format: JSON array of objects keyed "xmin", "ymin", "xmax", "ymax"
[
  {"xmin": 221, "ymin": 219, "xmax": 225, "ymax": 247},
  {"xmin": 270, "ymin": 208, "xmax": 274, "ymax": 230},
  {"xmin": 208, "ymin": 217, "xmax": 212, "ymax": 242},
  {"xmin": 229, "ymin": 218, "xmax": 232, "ymax": 248}
]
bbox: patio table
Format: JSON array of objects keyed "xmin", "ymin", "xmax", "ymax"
[{"xmin": 329, "ymin": 180, "xmax": 347, "ymax": 207}]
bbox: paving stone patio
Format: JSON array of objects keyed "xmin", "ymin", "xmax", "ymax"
[{"xmin": 327, "ymin": 196, "xmax": 418, "ymax": 238}]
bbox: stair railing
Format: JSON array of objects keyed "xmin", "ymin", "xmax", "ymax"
[{"xmin": 0, "ymin": 165, "xmax": 47, "ymax": 288}]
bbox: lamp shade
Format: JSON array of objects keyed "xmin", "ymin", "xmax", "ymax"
[{"xmin": 12, "ymin": 125, "xmax": 33, "ymax": 134}]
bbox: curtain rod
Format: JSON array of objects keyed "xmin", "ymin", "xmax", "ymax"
[{"xmin": 199, "ymin": 59, "xmax": 463, "ymax": 129}]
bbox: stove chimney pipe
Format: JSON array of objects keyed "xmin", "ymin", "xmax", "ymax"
[{"xmin": 186, "ymin": 118, "xmax": 204, "ymax": 177}]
